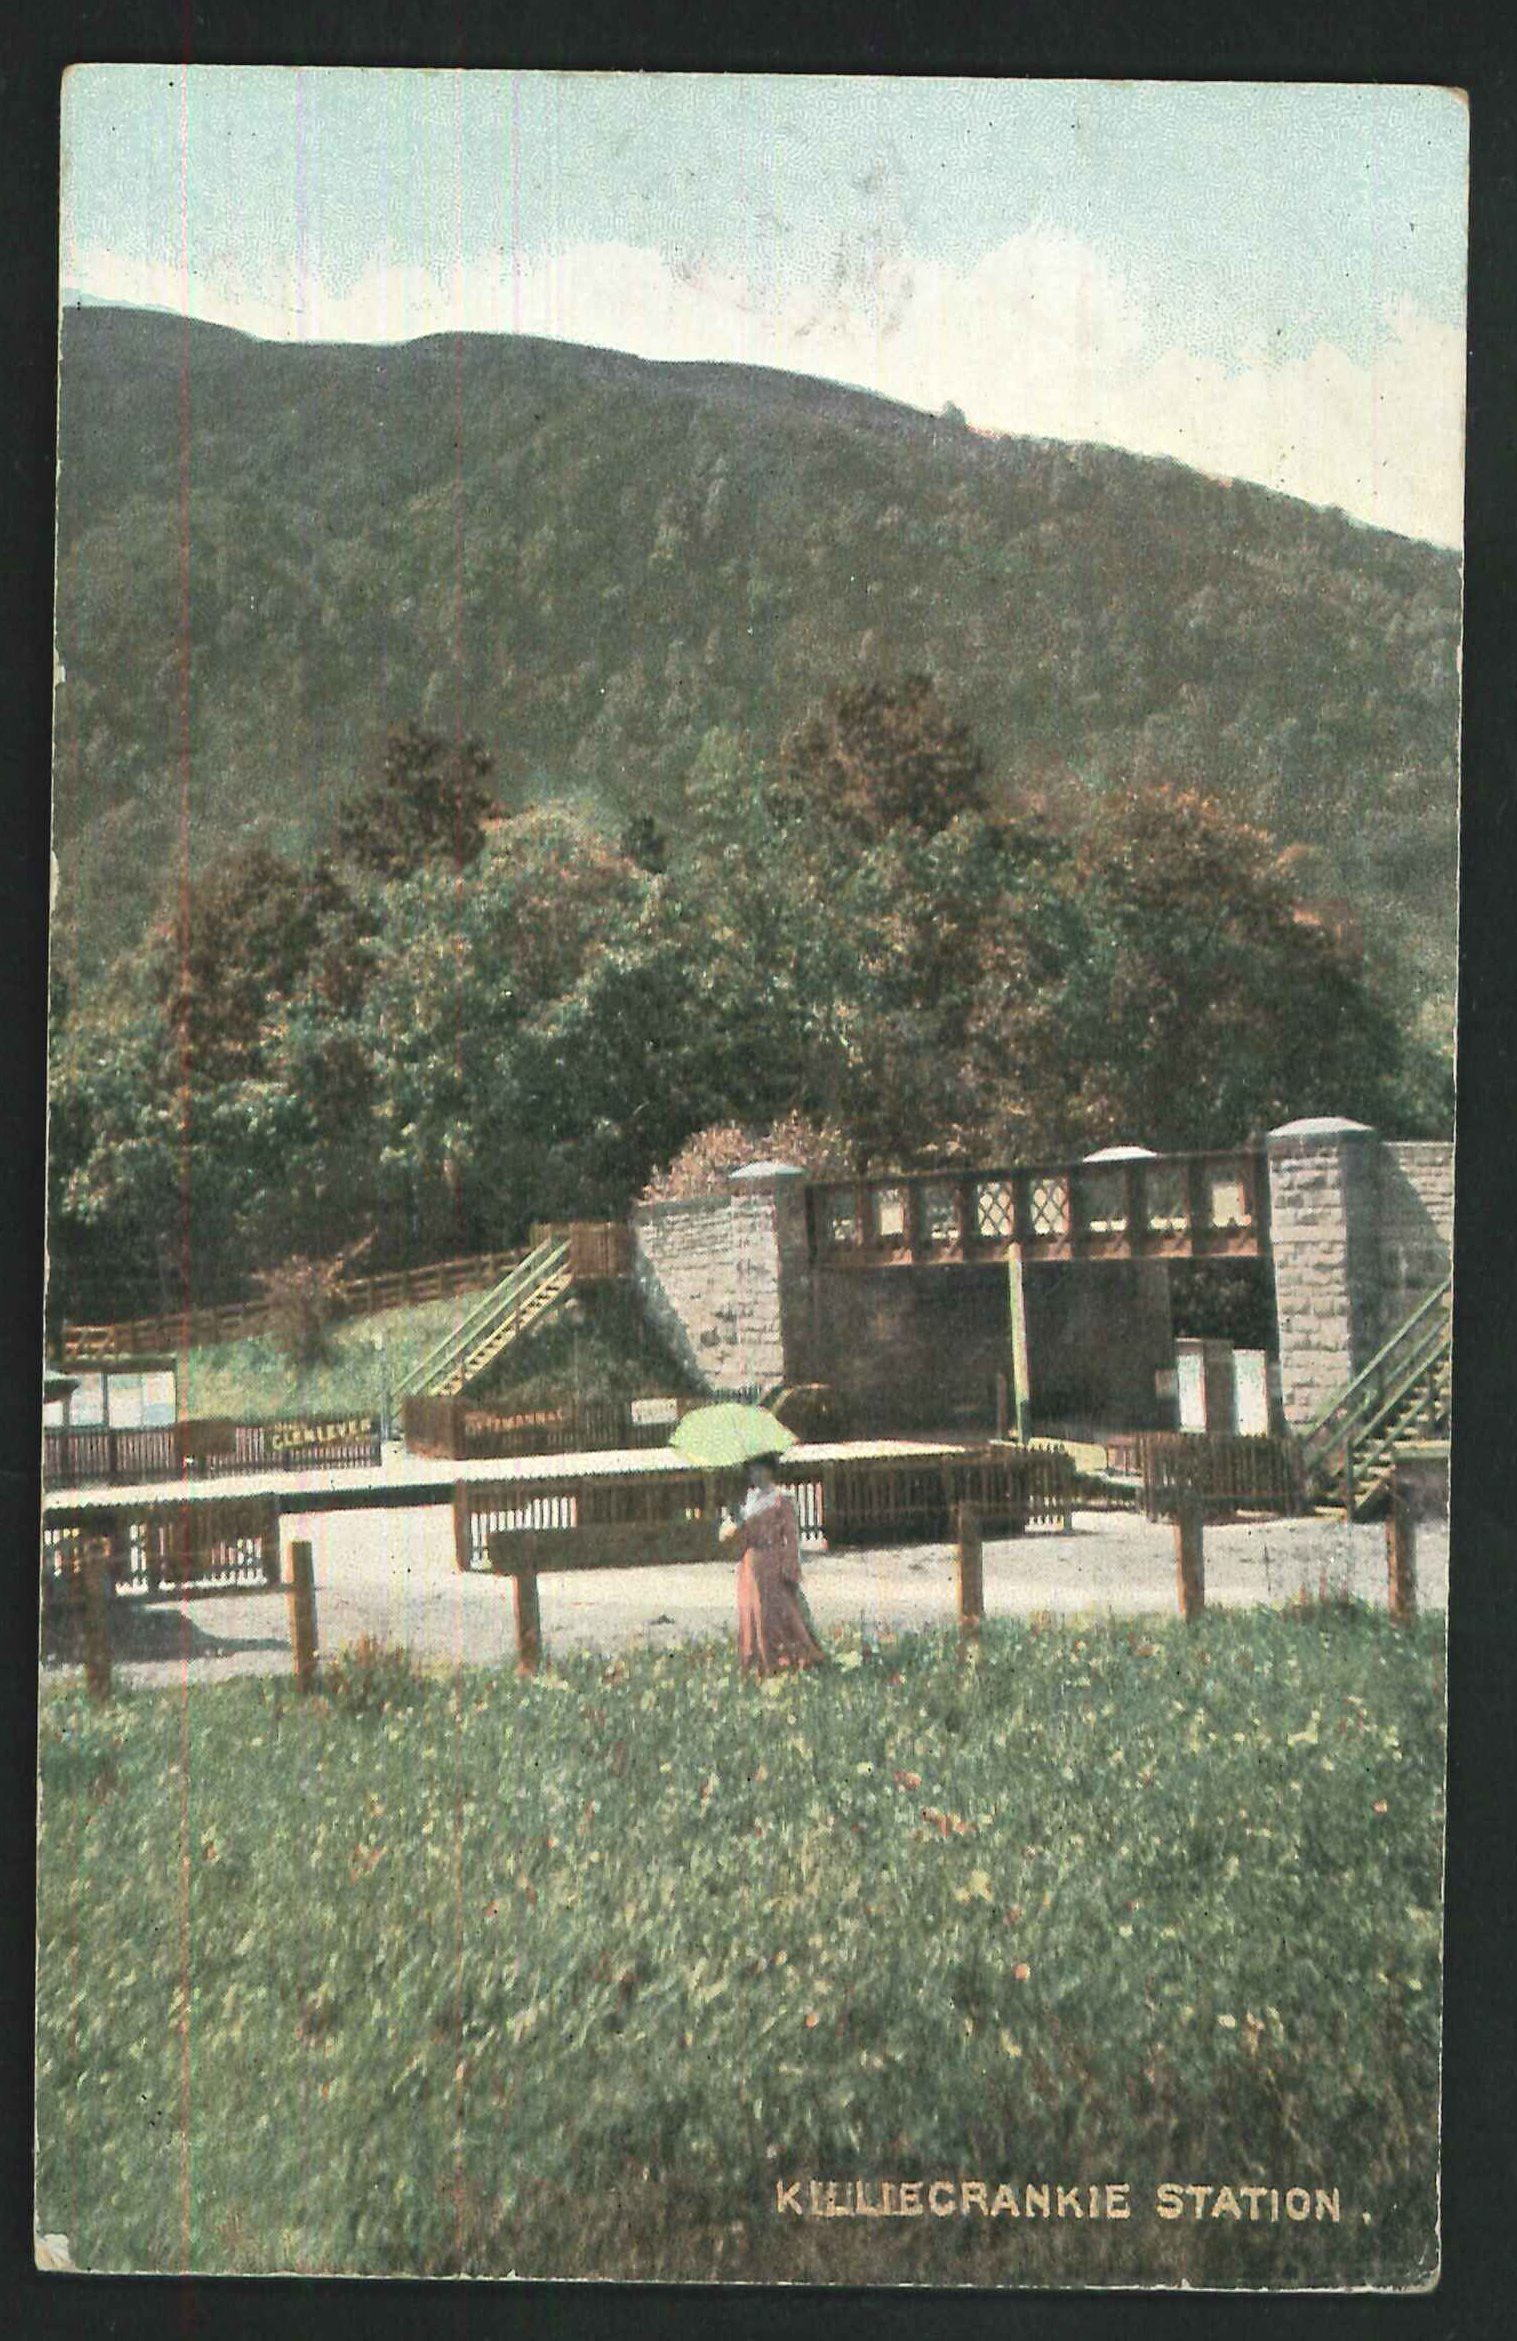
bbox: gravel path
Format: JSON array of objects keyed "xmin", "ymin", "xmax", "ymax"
[{"xmin": 43, "ymin": 1507, "xmax": 1448, "ymax": 1692}]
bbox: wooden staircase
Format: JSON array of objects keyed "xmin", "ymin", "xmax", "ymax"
[
  {"xmin": 391, "ymin": 1221, "xmax": 633, "ymax": 1401},
  {"xmin": 1299, "ymin": 1276, "xmax": 1451, "ymax": 1518},
  {"xmin": 392, "ymin": 1236, "xmax": 573, "ymax": 1401}
]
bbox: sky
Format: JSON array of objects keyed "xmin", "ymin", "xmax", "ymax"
[{"xmin": 59, "ymin": 70, "xmax": 1469, "ymax": 545}]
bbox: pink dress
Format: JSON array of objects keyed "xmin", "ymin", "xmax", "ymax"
[{"xmin": 732, "ymin": 1487, "xmax": 827, "ymax": 1677}]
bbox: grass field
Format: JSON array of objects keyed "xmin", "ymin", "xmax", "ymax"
[
  {"xmin": 36, "ymin": 1607, "xmax": 1444, "ymax": 2286},
  {"xmin": 178, "ymin": 1281, "xmax": 693, "ymax": 1424},
  {"xmin": 178, "ymin": 1295, "xmax": 466, "ymax": 1423}
]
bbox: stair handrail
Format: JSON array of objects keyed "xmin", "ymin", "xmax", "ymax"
[
  {"xmin": 424, "ymin": 1243, "xmax": 570, "ymax": 1393},
  {"xmin": 409, "ymin": 1240, "xmax": 567, "ymax": 1383},
  {"xmin": 395, "ymin": 1241, "xmax": 567, "ymax": 1399},
  {"xmin": 1299, "ymin": 1274, "xmax": 1452, "ymax": 1474},
  {"xmin": 394, "ymin": 1238, "xmax": 570, "ymax": 1399}
]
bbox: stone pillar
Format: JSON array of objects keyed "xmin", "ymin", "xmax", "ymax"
[
  {"xmin": 631, "ymin": 1161, "xmax": 811, "ymax": 1397},
  {"xmin": 726, "ymin": 1160, "xmax": 810, "ymax": 1393},
  {"xmin": 1266, "ymin": 1118, "xmax": 1383, "ymax": 1430}
]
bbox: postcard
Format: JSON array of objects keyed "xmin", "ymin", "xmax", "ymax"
[{"xmin": 37, "ymin": 69, "xmax": 1464, "ymax": 2287}]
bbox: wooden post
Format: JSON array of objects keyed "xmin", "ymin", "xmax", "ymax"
[
  {"xmin": 902, "ymin": 1178, "xmax": 923, "ymax": 1266},
  {"xmin": 286, "ymin": 1539, "xmax": 319, "ymax": 1692},
  {"xmin": 1127, "ymin": 1158, "xmax": 1148, "ymax": 1253},
  {"xmin": 1386, "ymin": 1478, "xmax": 1418, "ymax": 1626},
  {"xmin": 994, "ymin": 1371, "xmax": 1009, "ymax": 1442},
  {"xmin": 956, "ymin": 1502, "xmax": 984, "ymax": 1638},
  {"xmin": 80, "ymin": 1541, "xmax": 113, "ymax": 1704},
  {"xmin": 261, "ymin": 1499, "xmax": 282, "ymax": 1588},
  {"xmin": 1006, "ymin": 1244, "xmax": 1033, "ymax": 1443},
  {"xmin": 451, "ymin": 1482, "xmax": 474, "ymax": 1572},
  {"xmin": 1173, "ymin": 1492, "xmax": 1205, "ymax": 1622},
  {"xmin": 513, "ymin": 1569, "xmax": 542, "ymax": 1675},
  {"xmin": 108, "ymin": 1516, "xmax": 133, "ymax": 1598}
]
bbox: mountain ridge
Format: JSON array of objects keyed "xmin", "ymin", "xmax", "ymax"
[{"xmin": 51, "ymin": 304, "xmax": 1461, "ymax": 1025}]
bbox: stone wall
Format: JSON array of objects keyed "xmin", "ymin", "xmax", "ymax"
[
  {"xmin": 631, "ymin": 1195, "xmax": 759, "ymax": 1393},
  {"xmin": 1266, "ymin": 1121, "xmax": 1454, "ymax": 1429},
  {"xmin": 1022, "ymin": 1260, "xmax": 1175, "ymax": 1430},
  {"xmin": 803, "ymin": 1265, "xmax": 1008, "ymax": 1436},
  {"xmin": 1265, "ymin": 1122, "xmax": 1383, "ymax": 1429},
  {"xmin": 1377, "ymin": 1141, "xmax": 1454, "ymax": 1338},
  {"xmin": 630, "ymin": 1165, "xmax": 806, "ymax": 1397},
  {"xmin": 632, "ymin": 1132, "xmax": 1455, "ymax": 1440}
]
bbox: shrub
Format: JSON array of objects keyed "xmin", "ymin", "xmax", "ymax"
[
  {"xmin": 320, "ymin": 1634, "xmax": 426, "ymax": 1718},
  {"xmin": 252, "ymin": 1237, "xmax": 371, "ymax": 1368},
  {"xmin": 640, "ymin": 1113, "xmax": 855, "ymax": 1202}
]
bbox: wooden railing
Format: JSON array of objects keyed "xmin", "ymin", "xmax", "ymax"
[
  {"xmin": 531, "ymin": 1222, "xmax": 635, "ymax": 1281},
  {"xmin": 1298, "ymin": 1277, "xmax": 1452, "ymax": 1511},
  {"xmin": 43, "ymin": 1426, "xmax": 180, "ymax": 1487},
  {"xmin": 60, "ymin": 1248, "xmax": 526, "ymax": 1364},
  {"xmin": 43, "ymin": 1497, "xmax": 283, "ymax": 1598},
  {"xmin": 395, "ymin": 1224, "xmax": 633, "ymax": 1402},
  {"xmin": 452, "ymin": 1444, "xmax": 1078, "ymax": 1570},
  {"xmin": 1139, "ymin": 1432, "xmax": 1306, "ymax": 1522},
  {"xmin": 392, "ymin": 1237, "xmax": 571, "ymax": 1401},
  {"xmin": 807, "ymin": 1148, "xmax": 1268, "ymax": 1267},
  {"xmin": 44, "ymin": 1414, "xmax": 382, "ymax": 1488}
]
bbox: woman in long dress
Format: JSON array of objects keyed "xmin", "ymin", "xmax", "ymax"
[{"xmin": 723, "ymin": 1455, "xmax": 828, "ymax": 1678}]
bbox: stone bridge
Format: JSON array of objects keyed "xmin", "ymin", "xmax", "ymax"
[{"xmin": 630, "ymin": 1120, "xmax": 1453, "ymax": 1440}]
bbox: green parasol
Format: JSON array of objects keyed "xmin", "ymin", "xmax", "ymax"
[{"xmin": 668, "ymin": 1402, "xmax": 798, "ymax": 1469}]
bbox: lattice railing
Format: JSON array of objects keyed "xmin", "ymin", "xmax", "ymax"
[{"xmin": 807, "ymin": 1149, "xmax": 1267, "ymax": 1265}]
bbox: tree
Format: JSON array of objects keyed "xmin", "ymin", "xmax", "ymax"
[
  {"xmin": 773, "ymin": 673, "xmax": 988, "ymax": 842},
  {"xmin": 958, "ymin": 784, "xmax": 1443, "ymax": 1156},
  {"xmin": 641, "ymin": 1113, "xmax": 856, "ymax": 1201},
  {"xmin": 334, "ymin": 721, "xmax": 498, "ymax": 879},
  {"xmin": 355, "ymin": 809, "xmax": 654, "ymax": 1248},
  {"xmin": 47, "ymin": 979, "xmax": 187, "ymax": 1320},
  {"xmin": 48, "ymin": 699, "xmax": 1448, "ymax": 1333},
  {"xmin": 149, "ymin": 844, "xmax": 361, "ymax": 1086},
  {"xmin": 617, "ymin": 812, "xmax": 669, "ymax": 874},
  {"xmin": 50, "ymin": 839, "xmax": 381, "ymax": 1319},
  {"xmin": 252, "ymin": 1235, "xmax": 373, "ymax": 1368}
]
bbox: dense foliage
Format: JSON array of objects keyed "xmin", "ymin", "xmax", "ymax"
[
  {"xmin": 36, "ymin": 1608, "xmax": 1444, "ymax": 2282},
  {"xmin": 640, "ymin": 1113, "xmax": 856, "ymax": 1202},
  {"xmin": 333, "ymin": 721, "xmax": 499, "ymax": 879},
  {"xmin": 52, "ymin": 309, "xmax": 1460, "ymax": 1028},
  {"xmin": 48, "ymin": 681, "xmax": 1451, "ymax": 1322}
]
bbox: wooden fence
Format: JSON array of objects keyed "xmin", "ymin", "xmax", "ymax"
[
  {"xmin": 43, "ymin": 1426, "xmax": 179, "ymax": 1486},
  {"xmin": 452, "ymin": 1445, "xmax": 1077, "ymax": 1572},
  {"xmin": 1139, "ymin": 1432, "xmax": 1305, "ymax": 1522},
  {"xmin": 404, "ymin": 1393, "xmax": 694, "ymax": 1461},
  {"xmin": 44, "ymin": 1414, "xmax": 382, "ymax": 1488},
  {"xmin": 232, "ymin": 1417, "xmax": 384, "ymax": 1473},
  {"xmin": 529, "ymin": 1222, "xmax": 635, "ymax": 1282},
  {"xmin": 44, "ymin": 1496, "xmax": 282, "ymax": 1599},
  {"xmin": 60, "ymin": 1249, "xmax": 525, "ymax": 1363},
  {"xmin": 815, "ymin": 1447, "xmax": 1076, "ymax": 1545}
]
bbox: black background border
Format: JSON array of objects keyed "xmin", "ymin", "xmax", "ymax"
[{"xmin": 2, "ymin": 9, "xmax": 1512, "ymax": 2338}]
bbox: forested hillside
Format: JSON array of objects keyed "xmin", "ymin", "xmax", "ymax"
[{"xmin": 53, "ymin": 307, "xmax": 1460, "ymax": 1028}]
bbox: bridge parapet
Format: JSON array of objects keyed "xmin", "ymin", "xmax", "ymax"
[{"xmin": 805, "ymin": 1148, "xmax": 1267, "ymax": 1269}]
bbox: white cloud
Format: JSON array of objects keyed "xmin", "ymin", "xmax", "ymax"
[{"xmin": 63, "ymin": 232, "xmax": 1464, "ymax": 546}]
